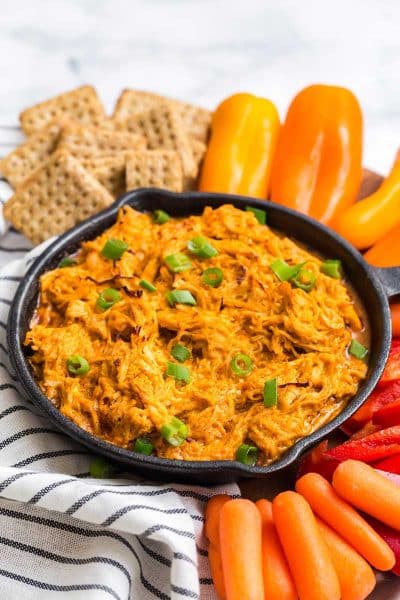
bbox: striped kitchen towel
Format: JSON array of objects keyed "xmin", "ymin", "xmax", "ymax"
[{"xmin": 0, "ymin": 231, "xmax": 239, "ymax": 600}]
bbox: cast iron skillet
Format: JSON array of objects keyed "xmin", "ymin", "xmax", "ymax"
[{"xmin": 7, "ymin": 188, "xmax": 400, "ymax": 483}]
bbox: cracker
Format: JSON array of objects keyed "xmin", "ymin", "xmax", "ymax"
[
  {"xmin": 58, "ymin": 122, "xmax": 146, "ymax": 161},
  {"xmin": 184, "ymin": 139, "xmax": 207, "ymax": 190},
  {"xmin": 113, "ymin": 89, "xmax": 211, "ymax": 142},
  {"xmin": 19, "ymin": 86, "xmax": 106, "ymax": 135},
  {"xmin": 126, "ymin": 150, "xmax": 183, "ymax": 192},
  {"xmin": 4, "ymin": 151, "xmax": 114, "ymax": 244},
  {"xmin": 0, "ymin": 121, "xmax": 62, "ymax": 188},
  {"xmin": 117, "ymin": 105, "xmax": 196, "ymax": 178},
  {"xmin": 88, "ymin": 155, "xmax": 126, "ymax": 198}
]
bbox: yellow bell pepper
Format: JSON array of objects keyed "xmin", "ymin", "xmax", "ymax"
[{"xmin": 199, "ymin": 93, "xmax": 280, "ymax": 199}]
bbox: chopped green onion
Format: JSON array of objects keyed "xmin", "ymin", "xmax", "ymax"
[
  {"xmin": 270, "ymin": 259, "xmax": 303, "ymax": 282},
  {"xmin": 153, "ymin": 209, "xmax": 170, "ymax": 224},
  {"xmin": 187, "ymin": 236, "xmax": 218, "ymax": 259},
  {"xmin": 230, "ymin": 353, "xmax": 253, "ymax": 376},
  {"xmin": 166, "ymin": 290, "xmax": 196, "ymax": 306},
  {"xmin": 101, "ymin": 238, "xmax": 128, "ymax": 260},
  {"xmin": 171, "ymin": 343, "xmax": 191, "ymax": 362},
  {"xmin": 161, "ymin": 416, "xmax": 188, "ymax": 446},
  {"xmin": 134, "ymin": 438, "xmax": 154, "ymax": 455},
  {"xmin": 236, "ymin": 444, "xmax": 258, "ymax": 466},
  {"xmin": 166, "ymin": 361, "xmax": 190, "ymax": 384},
  {"xmin": 263, "ymin": 379, "xmax": 278, "ymax": 407},
  {"xmin": 89, "ymin": 457, "xmax": 115, "ymax": 478},
  {"xmin": 321, "ymin": 259, "xmax": 342, "ymax": 279},
  {"xmin": 246, "ymin": 206, "xmax": 267, "ymax": 225},
  {"xmin": 292, "ymin": 269, "xmax": 316, "ymax": 292},
  {"xmin": 59, "ymin": 257, "xmax": 76, "ymax": 268},
  {"xmin": 66, "ymin": 355, "xmax": 90, "ymax": 376},
  {"xmin": 202, "ymin": 267, "xmax": 224, "ymax": 288},
  {"xmin": 96, "ymin": 288, "xmax": 121, "ymax": 310},
  {"xmin": 349, "ymin": 339, "xmax": 368, "ymax": 360},
  {"xmin": 164, "ymin": 253, "xmax": 192, "ymax": 273},
  {"xmin": 140, "ymin": 279, "xmax": 157, "ymax": 292}
]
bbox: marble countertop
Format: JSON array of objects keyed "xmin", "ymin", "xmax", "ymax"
[{"xmin": 0, "ymin": 0, "xmax": 399, "ymax": 174}]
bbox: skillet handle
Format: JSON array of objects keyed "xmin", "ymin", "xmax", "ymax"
[{"xmin": 372, "ymin": 266, "xmax": 400, "ymax": 299}]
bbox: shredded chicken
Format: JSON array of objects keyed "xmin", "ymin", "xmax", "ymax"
[{"xmin": 26, "ymin": 204, "xmax": 368, "ymax": 463}]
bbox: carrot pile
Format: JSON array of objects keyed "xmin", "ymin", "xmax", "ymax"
[{"xmin": 205, "ymin": 459, "xmax": 400, "ymax": 600}]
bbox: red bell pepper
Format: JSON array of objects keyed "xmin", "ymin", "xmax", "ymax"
[
  {"xmin": 373, "ymin": 398, "xmax": 400, "ymax": 428},
  {"xmin": 381, "ymin": 339, "xmax": 400, "ymax": 383},
  {"xmin": 374, "ymin": 454, "xmax": 400, "ymax": 474},
  {"xmin": 342, "ymin": 380, "xmax": 400, "ymax": 434},
  {"xmin": 297, "ymin": 440, "xmax": 339, "ymax": 481},
  {"xmin": 326, "ymin": 426, "xmax": 400, "ymax": 462}
]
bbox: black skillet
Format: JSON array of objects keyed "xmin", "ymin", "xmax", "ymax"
[{"xmin": 7, "ymin": 188, "xmax": 400, "ymax": 484}]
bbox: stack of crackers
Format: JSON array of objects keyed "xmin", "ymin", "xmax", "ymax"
[{"xmin": 1, "ymin": 85, "xmax": 211, "ymax": 244}]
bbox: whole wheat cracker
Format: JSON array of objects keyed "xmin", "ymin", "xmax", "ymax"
[
  {"xmin": 126, "ymin": 150, "xmax": 183, "ymax": 192},
  {"xmin": 58, "ymin": 122, "xmax": 146, "ymax": 161},
  {"xmin": 89, "ymin": 156, "xmax": 126, "ymax": 198},
  {"xmin": 117, "ymin": 105, "xmax": 196, "ymax": 179},
  {"xmin": 113, "ymin": 89, "xmax": 211, "ymax": 143},
  {"xmin": 184, "ymin": 139, "xmax": 207, "ymax": 190},
  {"xmin": 0, "ymin": 121, "xmax": 63, "ymax": 188},
  {"xmin": 4, "ymin": 151, "xmax": 114, "ymax": 244},
  {"xmin": 19, "ymin": 86, "xmax": 106, "ymax": 135}
]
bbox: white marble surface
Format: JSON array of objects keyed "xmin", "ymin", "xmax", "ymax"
[{"xmin": 0, "ymin": 0, "xmax": 399, "ymax": 174}]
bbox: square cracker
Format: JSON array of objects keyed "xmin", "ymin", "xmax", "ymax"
[
  {"xmin": 113, "ymin": 89, "xmax": 211, "ymax": 143},
  {"xmin": 57, "ymin": 122, "xmax": 146, "ymax": 161},
  {"xmin": 117, "ymin": 105, "xmax": 196, "ymax": 178},
  {"xmin": 126, "ymin": 150, "xmax": 183, "ymax": 192},
  {"xmin": 184, "ymin": 139, "xmax": 207, "ymax": 190},
  {"xmin": 0, "ymin": 121, "xmax": 63, "ymax": 188},
  {"xmin": 87, "ymin": 155, "xmax": 126, "ymax": 198},
  {"xmin": 4, "ymin": 151, "xmax": 114, "ymax": 244},
  {"xmin": 19, "ymin": 85, "xmax": 106, "ymax": 135}
]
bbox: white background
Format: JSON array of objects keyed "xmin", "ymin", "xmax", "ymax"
[{"xmin": 0, "ymin": 0, "xmax": 398, "ymax": 174}]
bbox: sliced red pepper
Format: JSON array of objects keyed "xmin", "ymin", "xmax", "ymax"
[
  {"xmin": 349, "ymin": 421, "xmax": 382, "ymax": 440},
  {"xmin": 326, "ymin": 426, "xmax": 400, "ymax": 462},
  {"xmin": 342, "ymin": 380, "xmax": 400, "ymax": 434},
  {"xmin": 373, "ymin": 398, "xmax": 400, "ymax": 427},
  {"xmin": 373, "ymin": 454, "xmax": 400, "ymax": 474},
  {"xmin": 297, "ymin": 441, "xmax": 339, "ymax": 481},
  {"xmin": 381, "ymin": 339, "xmax": 400, "ymax": 383}
]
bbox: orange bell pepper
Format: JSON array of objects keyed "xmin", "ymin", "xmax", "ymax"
[
  {"xmin": 270, "ymin": 84, "xmax": 363, "ymax": 225},
  {"xmin": 199, "ymin": 93, "xmax": 280, "ymax": 199},
  {"xmin": 340, "ymin": 153, "xmax": 400, "ymax": 250}
]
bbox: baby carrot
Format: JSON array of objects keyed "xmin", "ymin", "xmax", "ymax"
[
  {"xmin": 296, "ymin": 472, "xmax": 394, "ymax": 570},
  {"xmin": 333, "ymin": 459, "xmax": 400, "ymax": 534},
  {"xmin": 205, "ymin": 495, "xmax": 231, "ymax": 600},
  {"xmin": 255, "ymin": 499, "xmax": 297, "ymax": 600},
  {"xmin": 219, "ymin": 499, "xmax": 264, "ymax": 600},
  {"xmin": 272, "ymin": 491, "xmax": 340, "ymax": 600},
  {"xmin": 317, "ymin": 517, "xmax": 376, "ymax": 600}
]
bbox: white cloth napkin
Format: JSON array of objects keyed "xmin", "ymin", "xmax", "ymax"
[{"xmin": 0, "ymin": 233, "xmax": 239, "ymax": 600}]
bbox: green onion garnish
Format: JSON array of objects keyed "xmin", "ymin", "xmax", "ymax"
[
  {"xmin": 187, "ymin": 236, "xmax": 218, "ymax": 259},
  {"xmin": 96, "ymin": 288, "xmax": 121, "ymax": 310},
  {"xmin": 321, "ymin": 259, "xmax": 342, "ymax": 279},
  {"xmin": 270, "ymin": 259, "xmax": 303, "ymax": 282},
  {"xmin": 166, "ymin": 361, "xmax": 190, "ymax": 384},
  {"xmin": 202, "ymin": 267, "xmax": 224, "ymax": 288},
  {"xmin": 153, "ymin": 209, "xmax": 170, "ymax": 224},
  {"xmin": 245, "ymin": 206, "xmax": 267, "ymax": 225},
  {"xmin": 166, "ymin": 290, "xmax": 196, "ymax": 306},
  {"xmin": 292, "ymin": 269, "xmax": 316, "ymax": 292},
  {"xmin": 89, "ymin": 457, "xmax": 115, "ymax": 478},
  {"xmin": 59, "ymin": 257, "xmax": 76, "ymax": 268},
  {"xmin": 164, "ymin": 253, "xmax": 192, "ymax": 273},
  {"xmin": 264, "ymin": 379, "xmax": 278, "ymax": 407},
  {"xmin": 349, "ymin": 339, "xmax": 368, "ymax": 360},
  {"xmin": 134, "ymin": 438, "xmax": 154, "ymax": 455},
  {"xmin": 140, "ymin": 279, "xmax": 157, "ymax": 292},
  {"xmin": 230, "ymin": 353, "xmax": 253, "ymax": 376},
  {"xmin": 171, "ymin": 343, "xmax": 191, "ymax": 362},
  {"xmin": 101, "ymin": 239, "xmax": 128, "ymax": 260},
  {"xmin": 236, "ymin": 444, "xmax": 258, "ymax": 466},
  {"xmin": 66, "ymin": 355, "xmax": 90, "ymax": 376},
  {"xmin": 161, "ymin": 417, "xmax": 188, "ymax": 446}
]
